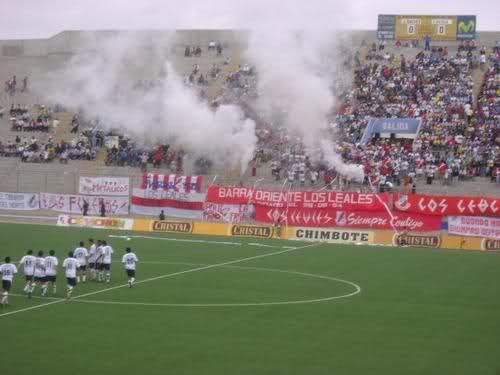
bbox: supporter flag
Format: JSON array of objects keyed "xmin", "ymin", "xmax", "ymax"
[{"xmin": 141, "ymin": 173, "xmax": 203, "ymax": 193}]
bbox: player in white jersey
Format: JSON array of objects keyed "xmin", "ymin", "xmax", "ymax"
[
  {"xmin": 32, "ymin": 250, "xmax": 48, "ymax": 297},
  {"xmin": 62, "ymin": 252, "xmax": 80, "ymax": 300},
  {"xmin": 73, "ymin": 241, "xmax": 89, "ymax": 283},
  {"xmin": 19, "ymin": 249, "xmax": 36, "ymax": 294},
  {"xmin": 0, "ymin": 257, "xmax": 18, "ymax": 307},
  {"xmin": 100, "ymin": 240, "xmax": 114, "ymax": 283},
  {"xmin": 88, "ymin": 239, "xmax": 97, "ymax": 281},
  {"xmin": 44, "ymin": 250, "xmax": 59, "ymax": 295},
  {"xmin": 95, "ymin": 240, "xmax": 105, "ymax": 282},
  {"xmin": 122, "ymin": 247, "xmax": 139, "ymax": 288}
]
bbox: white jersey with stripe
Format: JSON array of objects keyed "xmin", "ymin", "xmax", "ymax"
[
  {"xmin": 19, "ymin": 255, "xmax": 36, "ymax": 276},
  {"xmin": 44, "ymin": 256, "xmax": 59, "ymax": 276},
  {"xmin": 74, "ymin": 247, "xmax": 89, "ymax": 265},
  {"xmin": 34, "ymin": 257, "xmax": 46, "ymax": 277}
]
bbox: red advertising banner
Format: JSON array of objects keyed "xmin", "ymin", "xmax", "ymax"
[
  {"xmin": 207, "ymin": 186, "xmax": 390, "ymax": 211},
  {"xmin": 394, "ymin": 193, "xmax": 500, "ymax": 217},
  {"xmin": 255, "ymin": 206, "xmax": 442, "ymax": 231}
]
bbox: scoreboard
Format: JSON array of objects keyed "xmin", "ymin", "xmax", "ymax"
[{"xmin": 377, "ymin": 15, "xmax": 476, "ymax": 41}]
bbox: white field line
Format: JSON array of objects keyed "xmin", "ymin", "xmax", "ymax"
[
  {"xmin": 109, "ymin": 234, "xmax": 292, "ymax": 249},
  {"xmin": 0, "ymin": 242, "xmax": 320, "ymax": 318},
  {"xmin": 9, "ymin": 261, "xmax": 362, "ymax": 307}
]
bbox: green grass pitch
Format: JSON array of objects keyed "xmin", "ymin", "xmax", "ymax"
[{"xmin": 0, "ymin": 222, "xmax": 499, "ymax": 375}]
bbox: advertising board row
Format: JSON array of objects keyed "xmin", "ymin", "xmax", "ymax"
[{"xmin": 55, "ymin": 215, "xmax": 500, "ymax": 252}]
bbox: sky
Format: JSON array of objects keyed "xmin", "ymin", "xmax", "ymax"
[{"xmin": 1, "ymin": 0, "xmax": 499, "ymax": 39}]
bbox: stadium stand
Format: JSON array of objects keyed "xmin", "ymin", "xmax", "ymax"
[{"xmin": 0, "ymin": 30, "xmax": 498, "ymax": 198}]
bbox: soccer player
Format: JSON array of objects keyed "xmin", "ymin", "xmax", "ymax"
[
  {"xmin": 101, "ymin": 240, "xmax": 114, "ymax": 283},
  {"xmin": 88, "ymin": 239, "xmax": 97, "ymax": 281},
  {"xmin": 62, "ymin": 252, "xmax": 80, "ymax": 300},
  {"xmin": 33, "ymin": 250, "xmax": 48, "ymax": 297},
  {"xmin": 44, "ymin": 250, "xmax": 59, "ymax": 295},
  {"xmin": 122, "ymin": 247, "xmax": 139, "ymax": 288},
  {"xmin": 74, "ymin": 241, "xmax": 89, "ymax": 283},
  {"xmin": 95, "ymin": 240, "xmax": 105, "ymax": 282},
  {"xmin": 19, "ymin": 249, "xmax": 36, "ymax": 295},
  {"xmin": 0, "ymin": 257, "xmax": 17, "ymax": 308}
]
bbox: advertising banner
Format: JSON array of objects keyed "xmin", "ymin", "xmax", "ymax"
[
  {"xmin": 203, "ymin": 203, "xmax": 253, "ymax": 223},
  {"xmin": 40, "ymin": 193, "xmax": 129, "ymax": 215},
  {"xmin": 289, "ymin": 227, "xmax": 373, "ymax": 244},
  {"xmin": 457, "ymin": 15, "xmax": 476, "ymax": 40},
  {"xmin": 0, "ymin": 192, "xmax": 39, "ymax": 210},
  {"xmin": 255, "ymin": 206, "xmax": 441, "ymax": 231},
  {"xmin": 57, "ymin": 215, "xmax": 134, "ymax": 230},
  {"xmin": 78, "ymin": 176, "xmax": 130, "ymax": 196},
  {"xmin": 229, "ymin": 224, "xmax": 274, "ymax": 239},
  {"xmin": 448, "ymin": 216, "xmax": 500, "ymax": 239},
  {"xmin": 130, "ymin": 188, "xmax": 204, "ymax": 219},
  {"xmin": 141, "ymin": 173, "xmax": 203, "ymax": 193},
  {"xmin": 149, "ymin": 220, "xmax": 193, "ymax": 234},
  {"xmin": 207, "ymin": 186, "xmax": 390, "ymax": 210},
  {"xmin": 394, "ymin": 193, "xmax": 500, "ymax": 217}
]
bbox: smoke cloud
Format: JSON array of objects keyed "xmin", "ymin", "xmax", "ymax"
[
  {"xmin": 245, "ymin": 29, "xmax": 365, "ymax": 182},
  {"xmin": 37, "ymin": 32, "xmax": 257, "ymax": 172}
]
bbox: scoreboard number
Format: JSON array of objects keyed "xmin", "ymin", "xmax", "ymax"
[
  {"xmin": 407, "ymin": 24, "xmax": 416, "ymax": 34},
  {"xmin": 437, "ymin": 25, "xmax": 446, "ymax": 35}
]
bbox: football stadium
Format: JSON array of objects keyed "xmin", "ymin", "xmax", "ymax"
[{"xmin": 0, "ymin": 3, "xmax": 499, "ymax": 375}]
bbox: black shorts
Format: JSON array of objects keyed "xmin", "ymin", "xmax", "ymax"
[
  {"xmin": 25, "ymin": 275, "xmax": 33, "ymax": 281},
  {"xmin": 34, "ymin": 276, "xmax": 46, "ymax": 283},
  {"xmin": 89, "ymin": 263, "xmax": 96, "ymax": 269},
  {"xmin": 126, "ymin": 269, "xmax": 136, "ymax": 278},
  {"xmin": 46, "ymin": 275, "xmax": 56, "ymax": 283},
  {"xmin": 67, "ymin": 277, "xmax": 77, "ymax": 287},
  {"xmin": 2, "ymin": 280, "xmax": 12, "ymax": 291},
  {"xmin": 97, "ymin": 263, "xmax": 104, "ymax": 271},
  {"xmin": 78, "ymin": 265, "xmax": 87, "ymax": 271},
  {"xmin": 102, "ymin": 263, "xmax": 111, "ymax": 271}
]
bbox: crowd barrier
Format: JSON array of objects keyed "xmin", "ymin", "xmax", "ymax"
[{"xmin": 56, "ymin": 215, "xmax": 499, "ymax": 252}]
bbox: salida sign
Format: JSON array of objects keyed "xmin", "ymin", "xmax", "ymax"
[{"xmin": 207, "ymin": 186, "xmax": 390, "ymax": 210}]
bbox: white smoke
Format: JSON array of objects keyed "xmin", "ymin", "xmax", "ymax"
[
  {"xmin": 37, "ymin": 32, "xmax": 257, "ymax": 172},
  {"xmin": 245, "ymin": 29, "xmax": 365, "ymax": 182}
]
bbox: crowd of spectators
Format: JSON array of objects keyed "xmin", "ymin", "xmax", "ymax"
[
  {"xmin": 257, "ymin": 40, "xmax": 500, "ymax": 191},
  {"xmin": 9, "ymin": 104, "xmax": 57, "ymax": 132}
]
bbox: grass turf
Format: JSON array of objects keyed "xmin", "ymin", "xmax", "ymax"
[{"xmin": 0, "ymin": 222, "xmax": 499, "ymax": 375}]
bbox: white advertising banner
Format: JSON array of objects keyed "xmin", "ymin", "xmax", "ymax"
[
  {"xmin": 78, "ymin": 176, "xmax": 130, "ymax": 196},
  {"xmin": 448, "ymin": 216, "xmax": 500, "ymax": 239},
  {"xmin": 0, "ymin": 192, "xmax": 39, "ymax": 210},
  {"xmin": 57, "ymin": 215, "xmax": 134, "ymax": 230},
  {"xmin": 40, "ymin": 193, "xmax": 129, "ymax": 215}
]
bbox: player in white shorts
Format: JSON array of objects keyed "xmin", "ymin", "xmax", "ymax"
[
  {"xmin": 96, "ymin": 240, "xmax": 105, "ymax": 282},
  {"xmin": 19, "ymin": 249, "xmax": 36, "ymax": 294},
  {"xmin": 0, "ymin": 257, "xmax": 18, "ymax": 308},
  {"xmin": 88, "ymin": 239, "xmax": 97, "ymax": 281},
  {"xmin": 44, "ymin": 250, "xmax": 59, "ymax": 295},
  {"xmin": 73, "ymin": 241, "xmax": 89, "ymax": 283},
  {"xmin": 62, "ymin": 252, "xmax": 80, "ymax": 300},
  {"xmin": 32, "ymin": 250, "xmax": 48, "ymax": 297},
  {"xmin": 122, "ymin": 247, "xmax": 139, "ymax": 288},
  {"xmin": 101, "ymin": 240, "xmax": 114, "ymax": 283}
]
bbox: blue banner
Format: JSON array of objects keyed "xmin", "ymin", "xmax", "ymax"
[{"xmin": 360, "ymin": 118, "xmax": 422, "ymax": 144}]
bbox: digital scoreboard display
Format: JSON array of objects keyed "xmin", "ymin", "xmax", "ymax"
[{"xmin": 377, "ymin": 15, "xmax": 476, "ymax": 41}]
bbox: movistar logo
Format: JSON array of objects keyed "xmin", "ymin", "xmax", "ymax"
[{"xmin": 458, "ymin": 20, "xmax": 475, "ymax": 33}]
